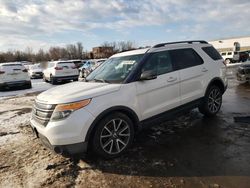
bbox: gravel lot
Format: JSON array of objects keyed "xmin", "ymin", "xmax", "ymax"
[{"xmin": 0, "ymin": 67, "xmax": 250, "ymax": 188}]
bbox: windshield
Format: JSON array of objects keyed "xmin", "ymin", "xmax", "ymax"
[
  {"xmin": 86, "ymin": 54, "xmax": 144, "ymax": 83},
  {"xmin": 30, "ymin": 65, "xmax": 41, "ymax": 69}
]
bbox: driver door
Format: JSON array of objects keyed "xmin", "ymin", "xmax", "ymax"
[{"xmin": 136, "ymin": 50, "xmax": 180, "ymax": 120}]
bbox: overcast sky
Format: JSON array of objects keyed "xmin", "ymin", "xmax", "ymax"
[{"xmin": 0, "ymin": 0, "xmax": 250, "ymax": 52}]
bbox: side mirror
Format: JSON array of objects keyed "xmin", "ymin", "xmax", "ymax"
[{"xmin": 140, "ymin": 70, "xmax": 157, "ymax": 81}]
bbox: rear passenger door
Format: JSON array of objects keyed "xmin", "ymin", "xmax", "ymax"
[
  {"xmin": 136, "ymin": 50, "xmax": 180, "ymax": 120},
  {"xmin": 169, "ymin": 48, "xmax": 207, "ymax": 105}
]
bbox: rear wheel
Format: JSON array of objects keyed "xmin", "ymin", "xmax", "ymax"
[
  {"xmin": 50, "ymin": 75, "xmax": 57, "ymax": 85},
  {"xmin": 199, "ymin": 85, "xmax": 222, "ymax": 117},
  {"xmin": 24, "ymin": 81, "xmax": 32, "ymax": 89},
  {"xmin": 92, "ymin": 112, "xmax": 134, "ymax": 158}
]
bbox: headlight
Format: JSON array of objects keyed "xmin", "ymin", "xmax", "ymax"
[{"xmin": 51, "ymin": 99, "xmax": 91, "ymax": 121}]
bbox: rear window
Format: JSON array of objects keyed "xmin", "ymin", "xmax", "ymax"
[
  {"xmin": 58, "ymin": 62, "xmax": 74, "ymax": 66},
  {"xmin": 2, "ymin": 64, "xmax": 22, "ymax": 67},
  {"xmin": 202, "ymin": 47, "xmax": 222, "ymax": 60}
]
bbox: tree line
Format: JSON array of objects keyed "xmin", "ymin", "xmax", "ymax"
[{"xmin": 0, "ymin": 41, "xmax": 138, "ymax": 63}]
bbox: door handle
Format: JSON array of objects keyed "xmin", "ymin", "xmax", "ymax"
[
  {"xmin": 202, "ymin": 67, "xmax": 208, "ymax": 72},
  {"xmin": 167, "ymin": 77, "xmax": 177, "ymax": 82}
]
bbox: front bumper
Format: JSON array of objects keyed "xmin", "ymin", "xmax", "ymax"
[
  {"xmin": 32, "ymin": 127, "xmax": 87, "ymax": 156},
  {"xmin": 31, "ymin": 72, "xmax": 43, "ymax": 78},
  {"xmin": 30, "ymin": 107, "xmax": 95, "ymax": 155}
]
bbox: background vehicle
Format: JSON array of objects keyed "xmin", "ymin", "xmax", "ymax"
[
  {"xmin": 28, "ymin": 64, "xmax": 43, "ymax": 79},
  {"xmin": 78, "ymin": 60, "xmax": 96, "ymax": 78},
  {"xmin": 79, "ymin": 59, "xmax": 106, "ymax": 78},
  {"xmin": 236, "ymin": 63, "xmax": 250, "ymax": 83},
  {"xmin": 31, "ymin": 40, "xmax": 227, "ymax": 158},
  {"xmin": 220, "ymin": 51, "xmax": 239, "ymax": 63},
  {"xmin": 0, "ymin": 62, "xmax": 31, "ymax": 90},
  {"xmin": 67, "ymin": 59, "xmax": 84, "ymax": 69},
  {"xmin": 43, "ymin": 61, "xmax": 79, "ymax": 84},
  {"xmin": 20, "ymin": 61, "xmax": 32, "ymax": 70}
]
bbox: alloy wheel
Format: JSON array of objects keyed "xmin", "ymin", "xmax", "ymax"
[
  {"xmin": 208, "ymin": 88, "xmax": 222, "ymax": 113},
  {"xmin": 100, "ymin": 118, "xmax": 130, "ymax": 155}
]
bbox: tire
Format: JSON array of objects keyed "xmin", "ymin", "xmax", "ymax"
[
  {"xmin": 199, "ymin": 85, "xmax": 222, "ymax": 117},
  {"xmin": 24, "ymin": 81, "xmax": 32, "ymax": 89},
  {"xmin": 43, "ymin": 75, "xmax": 48, "ymax": 82},
  {"xmin": 73, "ymin": 78, "xmax": 79, "ymax": 82},
  {"xmin": 79, "ymin": 71, "xmax": 83, "ymax": 78},
  {"xmin": 225, "ymin": 58, "xmax": 230, "ymax": 64},
  {"xmin": 82, "ymin": 69, "xmax": 86, "ymax": 78},
  {"xmin": 50, "ymin": 75, "xmax": 57, "ymax": 85},
  {"xmin": 92, "ymin": 112, "xmax": 134, "ymax": 159}
]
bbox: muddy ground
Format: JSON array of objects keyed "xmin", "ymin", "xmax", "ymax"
[{"xmin": 0, "ymin": 68, "xmax": 250, "ymax": 188}]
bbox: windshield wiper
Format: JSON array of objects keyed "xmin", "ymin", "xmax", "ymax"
[{"xmin": 93, "ymin": 78, "xmax": 110, "ymax": 83}]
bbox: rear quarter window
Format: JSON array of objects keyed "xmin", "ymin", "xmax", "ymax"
[
  {"xmin": 202, "ymin": 47, "xmax": 223, "ymax": 60},
  {"xmin": 169, "ymin": 48, "xmax": 203, "ymax": 70}
]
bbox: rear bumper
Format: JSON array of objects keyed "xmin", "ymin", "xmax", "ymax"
[
  {"xmin": 0, "ymin": 80, "xmax": 30, "ymax": 88},
  {"xmin": 53, "ymin": 75, "xmax": 79, "ymax": 81}
]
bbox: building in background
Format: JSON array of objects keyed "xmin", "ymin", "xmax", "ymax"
[
  {"xmin": 92, "ymin": 47, "xmax": 114, "ymax": 59},
  {"xmin": 209, "ymin": 36, "xmax": 250, "ymax": 52},
  {"xmin": 209, "ymin": 36, "xmax": 250, "ymax": 62}
]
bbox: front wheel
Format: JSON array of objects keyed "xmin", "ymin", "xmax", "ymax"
[
  {"xmin": 92, "ymin": 112, "xmax": 134, "ymax": 159},
  {"xmin": 43, "ymin": 75, "xmax": 48, "ymax": 82},
  {"xmin": 199, "ymin": 85, "xmax": 222, "ymax": 117}
]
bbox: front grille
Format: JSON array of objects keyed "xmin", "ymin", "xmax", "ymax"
[{"xmin": 32, "ymin": 101, "xmax": 56, "ymax": 126}]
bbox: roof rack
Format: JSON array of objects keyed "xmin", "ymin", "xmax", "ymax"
[{"xmin": 153, "ymin": 40, "xmax": 208, "ymax": 48}]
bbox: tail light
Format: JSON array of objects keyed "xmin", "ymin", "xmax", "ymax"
[
  {"xmin": 55, "ymin": 67, "xmax": 63, "ymax": 70},
  {"xmin": 0, "ymin": 71, "xmax": 5, "ymax": 74},
  {"xmin": 22, "ymin": 69, "xmax": 28, "ymax": 72}
]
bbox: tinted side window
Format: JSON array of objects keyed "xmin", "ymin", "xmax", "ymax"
[
  {"xmin": 143, "ymin": 50, "xmax": 173, "ymax": 75},
  {"xmin": 202, "ymin": 47, "xmax": 222, "ymax": 60},
  {"xmin": 169, "ymin": 48, "xmax": 203, "ymax": 70}
]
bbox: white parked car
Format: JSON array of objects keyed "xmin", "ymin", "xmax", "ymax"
[
  {"xmin": 31, "ymin": 41, "xmax": 227, "ymax": 158},
  {"xmin": 0, "ymin": 62, "xmax": 31, "ymax": 90},
  {"xmin": 220, "ymin": 51, "xmax": 239, "ymax": 63},
  {"xmin": 43, "ymin": 61, "xmax": 79, "ymax": 84},
  {"xmin": 29, "ymin": 64, "xmax": 43, "ymax": 79}
]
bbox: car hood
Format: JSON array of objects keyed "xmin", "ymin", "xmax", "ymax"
[
  {"xmin": 30, "ymin": 68, "xmax": 43, "ymax": 72},
  {"xmin": 37, "ymin": 81, "xmax": 121, "ymax": 104}
]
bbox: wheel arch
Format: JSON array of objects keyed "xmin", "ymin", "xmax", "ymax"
[
  {"xmin": 85, "ymin": 106, "xmax": 140, "ymax": 146},
  {"xmin": 205, "ymin": 77, "xmax": 226, "ymax": 95}
]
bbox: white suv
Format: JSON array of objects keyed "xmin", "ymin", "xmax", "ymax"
[
  {"xmin": 0, "ymin": 62, "xmax": 31, "ymax": 90},
  {"xmin": 43, "ymin": 61, "xmax": 79, "ymax": 84},
  {"xmin": 30, "ymin": 41, "xmax": 227, "ymax": 158}
]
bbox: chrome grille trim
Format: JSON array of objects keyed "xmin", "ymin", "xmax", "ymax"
[{"xmin": 32, "ymin": 100, "xmax": 56, "ymax": 126}]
